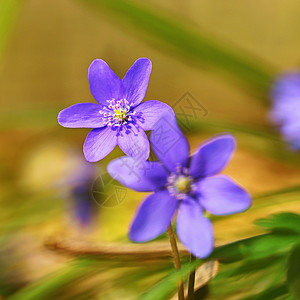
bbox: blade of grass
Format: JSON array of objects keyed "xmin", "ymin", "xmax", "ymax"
[
  {"xmin": 2, "ymin": 108, "xmax": 299, "ymax": 169},
  {"xmin": 0, "ymin": 0, "xmax": 24, "ymax": 69},
  {"xmin": 78, "ymin": 0, "xmax": 276, "ymax": 98},
  {"xmin": 187, "ymin": 118, "xmax": 300, "ymax": 168},
  {"xmin": 140, "ymin": 259, "xmax": 202, "ymax": 300},
  {"xmin": 8, "ymin": 258, "xmax": 101, "ymax": 300},
  {"xmin": 256, "ymin": 212, "xmax": 300, "ymax": 234}
]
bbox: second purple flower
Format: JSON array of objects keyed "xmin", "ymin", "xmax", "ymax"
[{"xmin": 108, "ymin": 116, "xmax": 251, "ymax": 258}]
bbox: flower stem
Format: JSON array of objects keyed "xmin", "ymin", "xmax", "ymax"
[
  {"xmin": 167, "ymin": 225, "xmax": 185, "ymax": 300},
  {"xmin": 187, "ymin": 254, "xmax": 196, "ymax": 300}
]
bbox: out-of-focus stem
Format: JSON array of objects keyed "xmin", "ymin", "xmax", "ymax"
[
  {"xmin": 45, "ymin": 238, "xmax": 190, "ymax": 261},
  {"xmin": 167, "ymin": 225, "xmax": 184, "ymax": 300},
  {"xmin": 187, "ymin": 254, "xmax": 196, "ymax": 300}
]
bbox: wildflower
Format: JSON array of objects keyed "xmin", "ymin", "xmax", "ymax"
[
  {"xmin": 58, "ymin": 58, "xmax": 174, "ymax": 162},
  {"xmin": 60, "ymin": 152, "xmax": 98, "ymax": 228},
  {"xmin": 69, "ymin": 161, "xmax": 98, "ymax": 228},
  {"xmin": 270, "ymin": 72, "xmax": 300, "ymax": 150},
  {"xmin": 107, "ymin": 116, "xmax": 251, "ymax": 258},
  {"xmin": 71, "ymin": 184, "xmax": 96, "ymax": 227}
]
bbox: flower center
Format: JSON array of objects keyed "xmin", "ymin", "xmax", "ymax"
[
  {"xmin": 99, "ymin": 98, "xmax": 136, "ymax": 128},
  {"xmin": 174, "ymin": 175, "xmax": 191, "ymax": 193},
  {"xmin": 114, "ymin": 108, "xmax": 128, "ymax": 122},
  {"xmin": 167, "ymin": 167, "xmax": 194, "ymax": 200}
]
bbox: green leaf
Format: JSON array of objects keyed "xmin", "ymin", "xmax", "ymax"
[
  {"xmin": 245, "ymin": 233, "xmax": 300, "ymax": 260},
  {"xmin": 287, "ymin": 245, "xmax": 300, "ymax": 300},
  {"xmin": 212, "ymin": 232, "xmax": 300, "ymax": 262},
  {"xmin": 229, "ymin": 254, "xmax": 285, "ymax": 278},
  {"xmin": 208, "ymin": 214, "xmax": 300, "ymax": 299},
  {"xmin": 79, "ymin": 0, "xmax": 275, "ymax": 97},
  {"xmin": 256, "ymin": 213, "xmax": 300, "ymax": 235},
  {"xmin": 140, "ymin": 259, "xmax": 202, "ymax": 300},
  {"xmin": 242, "ymin": 283, "xmax": 288, "ymax": 300},
  {"xmin": 8, "ymin": 258, "xmax": 100, "ymax": 300}
]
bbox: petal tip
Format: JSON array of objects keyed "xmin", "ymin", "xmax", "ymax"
[
  {"xmin": 57, "ymin": 111, "xmax": 64, "ymax": 126},
  {"xmin": 190, "ymin": 245, "xmax": 214, "ymax": 259},
  {"xmin": 57, "ymin": 108, "xmax": 71, "ymax": 128},
  {"xmin": 128, "ymin": 230, "xmax": 142, "ymax": 243},
  {"xmin": 136, "ymin": 57, "xmax": 152, "ymax": 67},
  {"xmin": 214, "ymin": 134, "xmax": 236, "ymax": 146},
  {"xmin": 83, "ymin": 150, "xmax": 97, "ymax": 163},
  {"xmin": 88, "ymin": 58, "xmax": 106, "ymax": 69},
  {"xmin": 128, "ymin": 224, "xmax": 154, "ymax": 243}
]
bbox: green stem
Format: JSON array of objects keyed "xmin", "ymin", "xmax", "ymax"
[
  {"xmin": 187, "ymin": 254, "xmax": 196, "ymax": 300},
  {"xmin": 167, "ymin": 225, "xmax": 185, "ymax": 300}
]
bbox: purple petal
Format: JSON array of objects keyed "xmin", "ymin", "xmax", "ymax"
[
  {"xmin": 107, "ymin": 156, "xmax": 169, "ymax": 192},
  {"xmin": 58, "ymin": 103, "xmax": 105, "ymax": 128},
  {"xmin": 118, "ymin": 128, "xmax": 150, "ymax": 160},
  {"xmin": 83, "ymin": 127, "xmax": 117, "ymax": 162},
  {"xmin": 281, "ymin": 120, "xmax": 300, "ymax": 150},
  {"xmin": 134, "ymin": 100, "xmax": 175, "ymax": 131},
  {"xmin": 122, "ymin": 58, "xmax": 152, "ymax": 107},
  {"xmin": 270, "ymin": 72, "xmax": 300, "ymax": 149},
  {"xmin": 189, "ymin": 135, "xmax": 235, "ymax": 179},
  {"xmin": 150, "ymin": 114, "xmax": 189, "ymax": 172},
  {"xmin": 88, "ymin": 59, "xmax": 121, "ymax": 106},
  {"xmin": 129, "ymin": 190, "xmax": 177, "ymax": 242},
  {"xmin": 271, "ymin": 72, "xmax": 300, "ymax": 104},
  {"xmin": 176, "ymin": 198, "xmax": 214, "ymax": 258},
  {"xmin": 196, "ymin": 175, "xmax": 251, "ymax": 215},
  {"xmin": 270, "ymin": 96, "xmax": 299, "ymax": 126}
]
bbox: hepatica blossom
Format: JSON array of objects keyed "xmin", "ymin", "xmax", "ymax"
[
  {"xmin": 69, "ymin": 161, "xmax": 97, "ymax": 227},
  {"xmin": 57, "ymin": 151, "xmax": 98, "ymax": 227},
  {"xmin": 108, "ymin": 116, "xmax": 251, "ymax": 258},
  {"xmin": 58, "ymin": 58, "xmax": 174, "ymax": 162},
  {"xmin": 270, "ymin": 72, "xmax": 300, "ymax": 150}
]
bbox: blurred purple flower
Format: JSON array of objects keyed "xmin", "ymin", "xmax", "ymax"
[
  {"xmin": 71, "ymin": 184, "xmax": 96, "ymax": 227},
  {"xmin": 270, "ymin": 72, "xmax": 300, "ymax": 150},
  {"xmin": 58, "ymin": 58, "xmax": 174, "ymax": 162},
  {"xmin": 56, "ymin": 151, "xmax": 98, "ymax": 228},
  {"xmin": 68, "ymin": 160, "xmax": 98, "ymax": 227},
  {"xmin": 108, "ymin": 116, "xmax": 251, "ymax": 258}
]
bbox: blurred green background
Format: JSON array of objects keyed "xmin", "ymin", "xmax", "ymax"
[{"xmin": 1, "ymin": 0, "xmax": 300, "ymax": 299}]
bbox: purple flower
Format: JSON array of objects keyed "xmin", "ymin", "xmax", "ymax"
[
  {"xmin": 270, "ymin": 72, "xmax": 300, "ymax": 150},
  {"xmin": 107, "ymin": 116, "xmax": 251, "ymax": 258},
  {"xmin": 58, "ymin": 58, "xmax": 174, "ymax": 162},
  {"xmin": 57, "ymin": 151, "xmax": 98, "ymax": 228},
  {"xmin": 71, "ymin": 184, "xmax": 96, "ymax": 228}
]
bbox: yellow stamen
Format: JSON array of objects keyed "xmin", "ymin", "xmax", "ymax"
[{"xmin": 174, "ymin": 176, "xmax": 191, "ymax": 193}]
